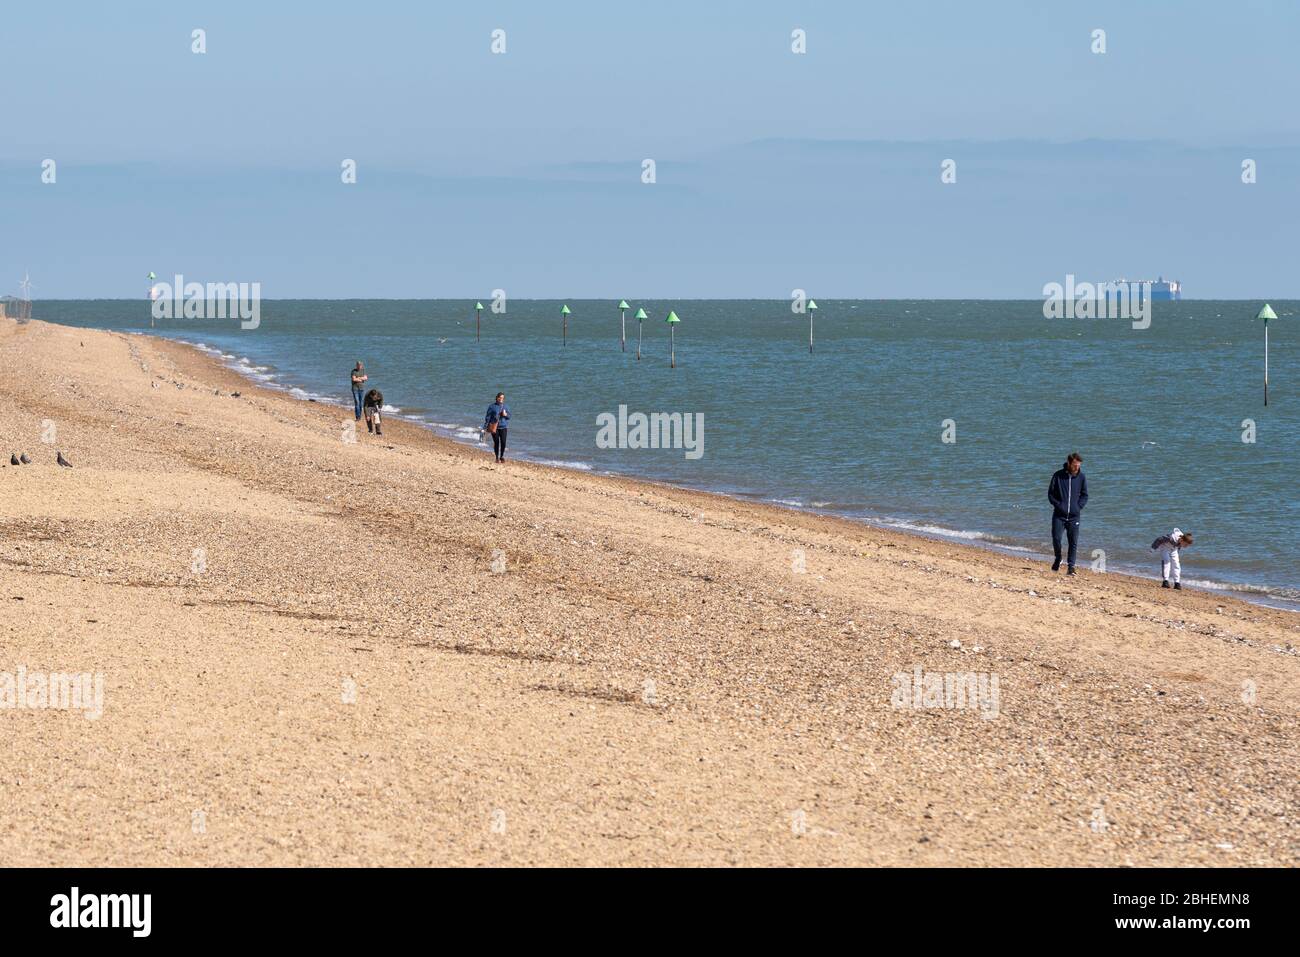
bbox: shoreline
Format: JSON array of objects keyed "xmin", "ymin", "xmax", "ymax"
[
  {"xmin": 31, "ymin": 317, "xmax": 1300, "ymax": 635},
  {"xmin": 154, "ymin": 326, "xmax": 1296, "ymax": 613},
  {"xmin": 2, "ymin": 315, "xmax": 1296, "ymax": 866}
]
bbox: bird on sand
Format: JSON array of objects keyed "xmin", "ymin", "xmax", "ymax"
[
  {"xmin": 19, "ymin": 453, "xmax": 31, "ymax": 465},
  {"xmin": 57, "ymin": 452, "xmax": 73, "ymax": 468},
  {"xmin": 8, "ymin": 453, "xmax": 17, "ymax": 466}
]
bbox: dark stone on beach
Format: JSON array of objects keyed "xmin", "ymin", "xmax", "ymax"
[
  {"xmin": 8, "ymin": 454, "xmax": 17, "ymax": 466},
  {"xmin": 231, "ymin": 392, "xmax": 241, "ymax": 398},
  {"xmin": 19, "ymin": 453, "xmax": 30, "ymax": 465}
]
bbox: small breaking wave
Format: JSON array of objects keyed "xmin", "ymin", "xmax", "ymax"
[
  {"xmin": 877, "ymin": 518, "xmax": 991, "ymax": 541},
  {"xmin": 1181, "ymin": 577, "xmax": 1300, "ymax": 606},
  {"xmin": 531, "ymin": 458, "xmax": 594, "ymax": 471}
]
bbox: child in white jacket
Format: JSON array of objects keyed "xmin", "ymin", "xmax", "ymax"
[{"xmin": 1151, "ymin": 528, "xmax": 1193, "ymax": 589}]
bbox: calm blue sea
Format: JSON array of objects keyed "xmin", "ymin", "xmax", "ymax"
[{"xmin": 35, "ymin": 299, "xmax": 1298, "ymax": 609}]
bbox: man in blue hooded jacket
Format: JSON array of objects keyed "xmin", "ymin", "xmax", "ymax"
[{"xmin": 1047, "ymin": 452, "xmax": 1088, "ymax": 575}]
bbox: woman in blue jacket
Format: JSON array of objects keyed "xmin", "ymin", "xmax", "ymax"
[{"xmin": 484, "ymin": 392, "xmax": 510, "ymax": 462}]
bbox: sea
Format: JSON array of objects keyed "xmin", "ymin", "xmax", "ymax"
[{"xmin": 33, "ymin": 299, "xmax": 1298, "ymax": 610}]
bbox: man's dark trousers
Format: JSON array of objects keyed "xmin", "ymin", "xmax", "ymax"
[{"xmin": 1052, "ymin": 515, "xmax": 1080, "ymax": 570}]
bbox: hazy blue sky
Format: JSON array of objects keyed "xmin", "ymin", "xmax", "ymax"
[{"xmin": 3, "ymin": 1, "xmax": 1298, "ymax": 297}]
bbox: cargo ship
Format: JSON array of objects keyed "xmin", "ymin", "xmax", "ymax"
[{"xmin": 1114, "ymin": 276, "xmax": 1182, "ymax": 301}]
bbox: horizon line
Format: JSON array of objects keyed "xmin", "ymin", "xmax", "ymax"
[{"xmin": 17, "ymin": 296, "xmax": 1292, "ymax": 304}]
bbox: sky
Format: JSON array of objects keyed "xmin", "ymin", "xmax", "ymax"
[{"xmin": 2, "ymin": 0, "xmax": 1298, "ymax": 298}]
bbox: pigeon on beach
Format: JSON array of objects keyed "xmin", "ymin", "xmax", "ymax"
[{"xmin": 56, "ymin": 452, "xmax": 73, "ymax": 468}]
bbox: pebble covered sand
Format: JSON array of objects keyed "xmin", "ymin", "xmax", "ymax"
[{"xmin": 1, "ymin": 317, "xmax": 1296, "ymax": 866}]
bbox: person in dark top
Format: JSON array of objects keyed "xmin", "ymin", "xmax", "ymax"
[
  {"xmin": 363, "ymin": 389, "xmax": 384, "ymax": 436},
  {"xmin": 1047, "ymin": 452, "xmax": 1089, "ymax": 575},
  {"xmin": 349, "ymin": 361, "xmax": 368, "ymax": 420},
  {"xmin": 483, "ymin": 392, "xmax": 510, "ymax": 462}
]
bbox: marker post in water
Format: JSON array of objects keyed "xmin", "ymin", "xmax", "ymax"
[
  {"xmin": 475, "ymin": 302, "xmax": 483, "ymax": 342},
  {"xmin": 666, "ymin": 310, "xmax": 681, "ymax": 368},
  {"xmin": 635, "ymin": 308, "xmax": 647, "ymax": 361},
  {"xmin": 808, "ymin": 299, "xmax": 818, "ymax": 353},
  {"xmin": 148, "ymin": 271, "xmax": 157, "ymax": 328},
  {"xmin": 619, "ymin": 300, "xmax": 630, "ymax": 352},
  {"xmin": 1258, "ymin": 303, "xmax": 1277, "ymax": 405},
  {"xmin": 561, "ymin": 304, "xmax": 571, "ymax": 347}
]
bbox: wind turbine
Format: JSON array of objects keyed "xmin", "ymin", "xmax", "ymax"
[{"xmin": 18, "ymin": 271, "xmax": 32, "ymax": 320}]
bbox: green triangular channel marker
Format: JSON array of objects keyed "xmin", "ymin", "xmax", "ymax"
[
  {"xmin": 635, "ymin": 308, "xmax": 647, "ymax": 320},
  {"xmin": 475, "ymin": 302, "xmax": 484, "ymax": 311},
  {"xmin": 618, "ymin": 300, "xmax": 630, "ymax": 310},
  {"xmin": 561, "ymin": 305, "xmax": 571, "ymax": 315},
  {"xmin": 1257, "ymin": 303, "xmax": 1277, "ymax": 324},
  {"xmin": 665, "ymin": 311, "xmax": 680, "ymax": 324},
  {"xmin": 808, "ymin": 300, "xmax": 818, "ymax": 310}
]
